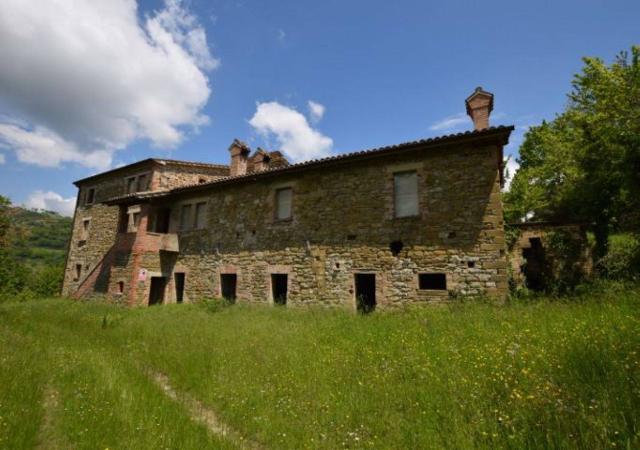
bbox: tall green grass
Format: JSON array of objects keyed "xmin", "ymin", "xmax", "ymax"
[{"xmin": 1, "ymin": 284, "xmax": 638, "ymax": 449}]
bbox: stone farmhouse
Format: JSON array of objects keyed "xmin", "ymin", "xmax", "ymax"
[{"xmin": 62, "ymin": 88, "xmax": 514, "ymax": 311}]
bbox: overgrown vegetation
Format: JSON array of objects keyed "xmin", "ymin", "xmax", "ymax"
[
  {"xmin": 0, "ymin": 195, "xmax": 71, "ymax": 302},
  {"xmin": 504, "ymin": 45, "xmax": 640, "ymax": 268},
  {"xmin": 1, "ymin": 286, "xmax": 638, "ymax": 449}
]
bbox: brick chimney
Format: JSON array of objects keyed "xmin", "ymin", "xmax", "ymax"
[
  {"xmin": 465, "ymin": 87, "xmax": 494, "ymax": 131},
  {"xmin": 228, "ymin": 139, "xmax": 250, "ymax": 176},
  {"xmin": 253, "ymin": 148, "xmax": 271, "ymax": 172}
]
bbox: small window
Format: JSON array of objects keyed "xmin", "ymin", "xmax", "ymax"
[
  {"xmin": 394, "ymin": 171, "xmax": 418, "ymax": 218},
  {"xmin": 81, "ymin": 219, "xmax": 90, "ymax": 240},
  {"xmin": 137, "ymin": 174, "xmax": 148, "ymax": 192},
  {"xmin": 126, "ymin": 177, "xmax": 137, "ymax": 194},
  {"xmin": 275, "ymin": 187, "xmax": 292, "ymax": 220},
  {"xmin": 194, "ymin": 202, "xmax": 207, "ymax": 229},
  {"xmin": 117, "ymin": 281, "xmax": 125, "ymax": 294},
  {"xmin": 129, "ymin": 212, "xmax": 140, "ymax": 232},
  {"xmin": 85, "ymin": 188, "xmax": 95, "ymax": 205},
  {"xmin": 180, "ymin": 204, "xmax": 192, "ymax": 231},
  {"xmin": 198, "ymin": 178, "xmax": 207, "ymax": 184},
  {"xmin": 74, "ymin": 264, "xmax": 82, "ymax": 281},
  {"xmin": 419, "ymin": 273, "xmax": 447, "ymax": 290}
]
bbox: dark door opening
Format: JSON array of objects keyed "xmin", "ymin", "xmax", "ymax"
[
  {"xmin": 174, "ymin": 273, "xmax": 185, "ymax": 303},
  {"xmin": 271, "ymin": 274, "xmax": 288, "ymax": 305},
  {"xmin": 220, "ymin": 274, "xmax": 237, "ymax": 303},
  {"xmin": 522, "ymin": 237, "xmax": 546, "ymax": 291},
  {"xmin": 148, "ymin": 276, "xmax": 167, "ymax": 305},
  {"xmin": 355, "ymin": 273, "xmax": 376, "ymax": 313}
]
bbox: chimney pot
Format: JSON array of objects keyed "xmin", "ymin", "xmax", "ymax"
[
  {"xmin": 465, "ymin": 87, "xmax": 494, "ymax": 131},
  {"xmin": 228, "ymin": 139, "xmax": 250, "ymax": 176}
]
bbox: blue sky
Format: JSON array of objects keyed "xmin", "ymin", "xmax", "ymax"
[{"xmin": 0, "ymin": 0, "xmax": 638, "ymax": 215}]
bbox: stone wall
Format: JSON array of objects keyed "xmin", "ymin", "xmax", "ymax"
[
  {"xmin": 507, "ymin": 223, "xmax": 591, "ymax": 291},
  {"xmin": 155, "ymin": 163, "xmax": 229, "ymax": 190},
  {"xmin": 114, "ymin": 142, "xmax": 507, "ymax": 308},
  {"xmin": 62, "ymin": 160, "xmax": 231, "ymax": 298}
]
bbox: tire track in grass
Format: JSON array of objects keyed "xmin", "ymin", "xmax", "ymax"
[
  {"xmin": 151, "ymin": 372, "xmax": 262, "ymax": 450},
  {"xmin": 35, "ymin": 385, "xmax": 60, "ymax": 450}
]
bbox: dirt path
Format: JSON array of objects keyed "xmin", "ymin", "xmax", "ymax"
[
  {"xmin": 35, "ymin": 385, "xmax": 59, "ymax": 450},
  {"xmin": 151, "ymin": 372, "xmax": 262, "ymax": 450}
]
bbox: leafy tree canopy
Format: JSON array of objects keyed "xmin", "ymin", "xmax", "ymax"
[{"xmin": 505, "ymin": 46, "xmax": 640, "ymax": 261}]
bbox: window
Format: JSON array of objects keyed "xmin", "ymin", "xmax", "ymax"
[
  {"xmin": 394, "ymin": 171, "xmax": 418, "ymax": 218},
  {"xmin": 180, "ymin": 204, "xmax": 192, "ymax": 231},
  {"xmin": 85, "ymin": 188, "xmax": 95, "ymax": 205},
  {"xmin": 275, "ymin": 187, "xmax": 292, "ymax": 220},
  {"xmin": 148, "ymin": 208, "xmax": 171, "ymax": 233},
  {"xmin": 125, "ymin": 173, "xmax": 150, "ymax": 194},
  {"xmin": 137, "ymin": 174, "xmax": 148, "ymax": 192},
  {"xmin": 194, "ymin": 202, "xmax": 207, "ymax": 229},
  {"xmin": 126, "ymin": 177, "xmax": 136, "ymax": 194},
  {"xmin": 131, "ymin": 212, "xmax": 140, "ymax": 231},
  {"xmin": 117, "ymin": 281, "xmax": 125, "ymax": 295},
  {"xmin": 81, "ymin": 218, "xmax": 90, "ymax": 241},
  {"xmin": 418, "ymin": 273, "xmax": 447, "ymax": 290},
  {"xmin": 74, "ymin": 264, "xmax": 82, "ymax": 281}
]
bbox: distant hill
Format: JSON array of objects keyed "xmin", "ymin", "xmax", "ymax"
[{"xmin": 8, "ymin": 207, "xmax": 73, "ymax": 267}]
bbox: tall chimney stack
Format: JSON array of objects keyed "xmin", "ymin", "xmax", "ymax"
[
  {"xmin": 228, "ymin": 139, "xmax": 250, "ymax": 176},
  {"xmin": 253, "ymin": 148, "xmax": 271, "ymax": 172},
  {"xmin": 465, "ymin": 87, "xmax": 494, "ymax": 131}
]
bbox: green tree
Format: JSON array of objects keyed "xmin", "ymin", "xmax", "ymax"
[{"xmin": 506, "ymin": 46, "xmax": 640, "ymax": 263}]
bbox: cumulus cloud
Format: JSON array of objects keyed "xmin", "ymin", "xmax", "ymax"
[
  {"xmin": 429, "ymin": 113, "xmax": 469, "ymax": 132},
  {"xmin": 249, "ymin": 102, "xmax": 333, "ymax": 162},
  {"xmin": 25, "ymin": 190, "xmax": 76, "ymax": 217},
  {"xmin": 0, "ymin": 124, "xmax": 111, "ymax": 170},
  {"xmin": 307, "ymin": 101, "xmax": 325, "ymax": 123},
  {"xmin": 0, "ymin": 0, "xmax": 217, "ymax": 170}
]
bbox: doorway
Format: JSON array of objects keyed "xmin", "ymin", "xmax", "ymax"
[
  {"xmin": 522, "ymin": 237, "xmax": 546, "ymax": 291},
  {"xmin": 271, "ymin": 274, "xmax": 288, "ymax": 305},
  {"xmin": 355, "ymin": 273, "xmax": 376, "ymax": 313},
  {"xmin": 220, "ymin": 274, "xmax": 237, "ymax": 303},
  {"xmin": 174, "ymin": 273, "xmax": 185, "ymax": 303},
  {"xmin": 148, "ymin": 276, "xmax": 167, "ymax": 305}
]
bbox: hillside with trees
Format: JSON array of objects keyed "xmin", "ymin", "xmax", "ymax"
[{"xmin": 0, "ymin": 195, "xmax": 72, "ymax": 300}]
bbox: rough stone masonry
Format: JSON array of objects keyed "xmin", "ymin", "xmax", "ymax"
[{"xmin": 62, "ymin": 88, "xmax": 514, "ymax": 311}]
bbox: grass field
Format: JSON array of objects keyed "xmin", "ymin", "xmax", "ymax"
[{"xmin": 1, "ymin": 284, "xmax": 638, "ymax": 449}]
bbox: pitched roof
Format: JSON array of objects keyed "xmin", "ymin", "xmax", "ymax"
[{"xmin": 104, "ymin": 125, "xmax": 513, "ymax": 205}]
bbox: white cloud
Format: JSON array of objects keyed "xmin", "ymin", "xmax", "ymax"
[
  {"xmin": 307, "ymin": 101, "xmax": 325, "ymax": 123},
  {"xmin": 25, "ymin": 190, "xmax": 76, "ymax": 217},
  {"xmin": 0, "ymin": 153, "xmax": 5, "ymax": 164},
  {"xmin": 0, "ymin": 0, "xmax": 217, "ymax": 170},
  {"xmin": 249, "ymin": 101, "xmax": 333, "ymax": 162},
  {"xmin": 504, "ymin": 157, "xmax": 520, "ymax": 191},
  {"xmin": 0, "ymin": 124, "xmax": 111, "ymax": 170},
  {"xmin": 429, "ymin": 113, "xmax": 470, "ymax": 132}
]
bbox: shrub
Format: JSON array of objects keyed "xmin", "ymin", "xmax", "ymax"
[{"xmin": 596, "ymin": 234, "xmax": 640, "ymax": 280}]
